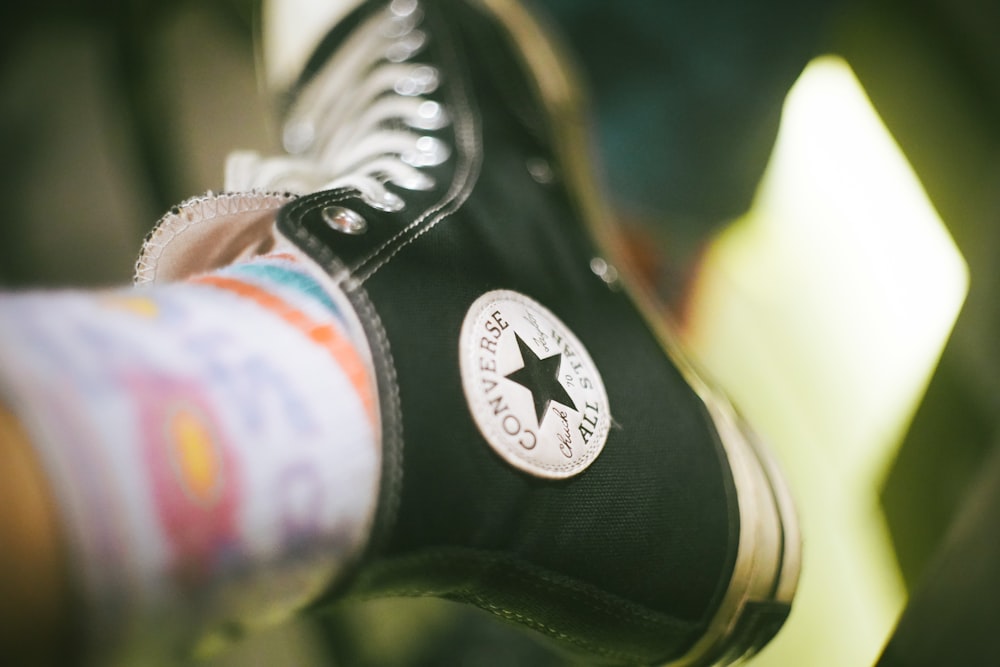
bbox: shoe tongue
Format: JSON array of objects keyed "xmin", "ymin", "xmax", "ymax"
[
  {"xmin": 261, "ymin": 0, "xmax": 368, "ymax": 94},
  {"xmin": 135, "ymin": 192, "xmax": 295, "ymax": 285}
]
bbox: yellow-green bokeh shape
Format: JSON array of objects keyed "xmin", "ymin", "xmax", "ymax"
[{"xmin": 684, "ymin": 55, "xmax": 968, "ymax": 667}]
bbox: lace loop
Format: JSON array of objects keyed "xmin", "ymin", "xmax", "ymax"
[{"xmin": 225, "ymin": 1, "xmax": 448, "ymax": 213}]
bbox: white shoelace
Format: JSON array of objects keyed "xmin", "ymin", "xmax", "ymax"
[{"xmin": 226, "ymin": 0, "xmax": 450, "ymax": 213}]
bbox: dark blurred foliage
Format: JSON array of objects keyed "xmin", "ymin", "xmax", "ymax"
[
  {"xmin": 0, "ymin": 0, "xmax": 267, "ymax": 286},
  {"xmin": 837, "ymin": 0, "xmax": 1000, "ymax": 662},
  {"xmin": 0, "ymin": 0, "xmax": 255, "ymax": 208},
  {"xmin": 535, "ymin": 0, "xmax": 840, "ymax": 260}
]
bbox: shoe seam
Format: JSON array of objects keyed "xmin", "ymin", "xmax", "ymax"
[
  {"xmin": 353, "ymin": 1, "xmax": 484, "ymax": 283},
  {"xmin": 349, "ymin": 545, "xmax": 699, "ymax": 629},
  {"xmin": 134, "ymin": 190, "xmax": 294, "ymax": 285},
  {"xmin": 349, "ymin": 546, "xmax": 698, "ymax": 664},
  {"xmin": 349, "ymin": 590, "xmax": 657, "ymax": 665},
  {"xmin": 463, "ymin": 595, "xmax": 642, "ymax": 664},
  {"xmin": 277, "ymin": 215, "xmax": 405, "ymax": 563}
]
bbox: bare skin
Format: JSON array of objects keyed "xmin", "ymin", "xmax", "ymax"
[{"xmin": 0, "ymin": 402, "xmax": 72, "ymax": 666}]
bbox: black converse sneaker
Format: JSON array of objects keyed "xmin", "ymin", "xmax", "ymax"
[{"xmin": 142, "ymin": 0, "xmax": 800, "ymax": 663}]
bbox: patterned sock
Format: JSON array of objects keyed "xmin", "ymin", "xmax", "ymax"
[{"xmin": 0, "ymin": 248, "xmax": 379, "ymax": 664}]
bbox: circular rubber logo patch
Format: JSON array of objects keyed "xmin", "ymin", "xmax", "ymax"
[{"xmin": 459, "ymin": 290, "xmax": 610, "ymax": 479}]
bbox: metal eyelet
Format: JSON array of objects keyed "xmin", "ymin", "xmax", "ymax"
[
  {"xmin": 526, "ymin": 157, "xmax": 554, "ymax": 184},
  {"xmin": 365, "ymin": 188, "xmax": 406, "ymax": 212},
  {"xmin": 590, "ymin": 257, "xmax": 620, "ymax": 288},
  {"xmin": 402, "ymin": 135, "xmax": 450, "ymax": 167},
  {"xmin": 408, "ymin": 100, "xmax": 448, "ymax": 130},
  {"xmin": 322, "ymin": 206, "xmax": 368, "ymax": 234},
  {"xmin": 394, "ymin": 65, "xmax": 440, "ymax": 96},
  {"xmin": 390, "ymin": 0, "xmax": 420, "ymax": 17},
  {"xmin": 386, "ymin": 30, "xmax": 427, "ymax": 62}
]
